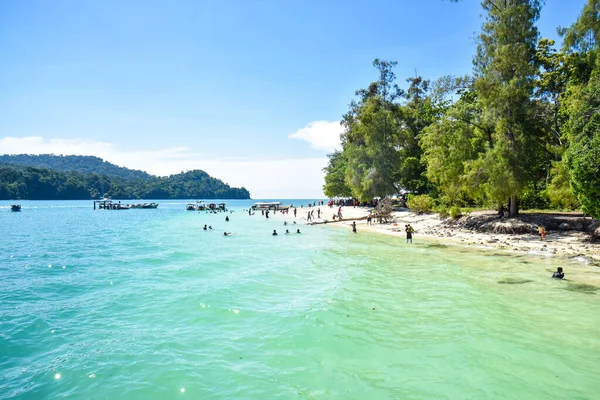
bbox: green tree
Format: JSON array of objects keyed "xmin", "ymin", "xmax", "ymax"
[
  {"xmin": 421, "ymin": 88, "xmax": 491, "ymax": 206},
  {"xmin": 471, "ymin": 0, "xmax": 545, "ymax": 216},
  {"xmin": 559, "ymin": 0, "xmax": 600, "ymax": 218},
  {"xmin": 323, "ymin": 151, "xmax": 352, "ymax": 198},
  {"xmin": 563, "ymin": 68, "xmax": 600, "ymax": 217}
]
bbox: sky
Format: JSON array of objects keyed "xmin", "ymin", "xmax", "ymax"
[{"xmin": 0, "ymin": 0, "xmax": 587, "ymax": 198}]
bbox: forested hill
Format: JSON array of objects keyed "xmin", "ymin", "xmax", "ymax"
[
  {"xmin": 0, "ymin": 154, "xmax": 152, "ymax": 181},
  {"xmin": 0, "ymin": 155, "xmax": 251, "ymax": 200}
]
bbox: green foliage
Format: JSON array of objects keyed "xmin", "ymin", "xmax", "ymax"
[
  {"xmin": 323, "ymin": 151, "xmax": 352, "ymax": 198},
  {"xmin": 323, "ymin": 0, "xmax": 600, "ymax": 219},
  {"xmin": 561, "ymin": 0, "xmax": 600, "ymax": 55},
  {"xmin": 449, "ymin": 206, "xmax": 462, "ymax": 219},
  {"xmin": 344, "ymin": 97, "xmax": 401, "ymax": 200},
  {"xmin": 471, "ymin": 0, "xmax": 545, "ymax": 216},
  {"xmin": 436, "ymin": 205, "xmax": 449, "ymax": 218},
  {"xmin": 563, "ymin": 67, "xmax": 600, "ymax": 218},
  {"xmin": 421, "ymin": 88, "xmax": 489, "ymax": 206},
  {"xmin": 546, "ymin": 161, "xmax": 579, "ymax": 210},
  {"xmin": 0, "ymin": 161, "xmax": 250, "ymax": 200},
  {"xmin": 406, "ymin": 194, "xmax": 434, "ymax": 213},
  {"xmin": 0, "ymin": 154, "xmax": 152, "ymax": 181},
  {"xmin": 519, "ymin": 183, "xmax": 550, "ymax": 210}
]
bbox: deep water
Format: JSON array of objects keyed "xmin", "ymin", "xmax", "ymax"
[{"xmin": 1, "ymin": 200, "xmax": 599, "ymax": 399}]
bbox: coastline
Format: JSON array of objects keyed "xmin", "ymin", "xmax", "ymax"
[{"xmin": 270, "ymin": 205, "xmax": 600, "ymax": 279}]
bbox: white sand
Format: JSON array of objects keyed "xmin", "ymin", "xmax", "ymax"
[{"xmin": 267, "ymin": 205, "xmax": 600, "ymax": 266}]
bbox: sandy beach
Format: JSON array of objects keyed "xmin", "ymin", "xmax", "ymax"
[{"xmin": 269, "ymin": 205, "xmax": 600, "ymax": 267}]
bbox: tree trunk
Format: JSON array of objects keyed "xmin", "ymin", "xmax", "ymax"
[{"xmin": 509, "ymin": 194, "xmax": 519, "ymax": 217}]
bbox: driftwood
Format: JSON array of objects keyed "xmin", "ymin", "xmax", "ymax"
[
  {"xmin": 374, "ymin": 198, "xmax": 394, "ymax": 224},
  {"xmin": 309, "ymin": 216, "xmax": 369, "ymax": 225}
]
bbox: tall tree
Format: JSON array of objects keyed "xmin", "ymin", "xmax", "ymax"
[
  {"xmin": 421, "ymin": 87, "xmax": 492, "ymax": 206},
  {"xmin": 336, "ymin": 59, "xmax": 405, "ymax": 200},
  {"xmin": 560, "ymin": 0, "xmax": 600, "ymax": 218},
  {"xmin": 472, "ymin": 0, "xmax": 545, "ymax": 216}
]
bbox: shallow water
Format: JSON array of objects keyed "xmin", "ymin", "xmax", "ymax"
[{"xmin": 1, "ymin": 200, "xmax": 599, "ymax": 399}]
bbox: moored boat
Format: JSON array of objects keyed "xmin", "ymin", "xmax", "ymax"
[
  {"xmin": 11, "ymin": 204, "xmax": 21, "ymax": 212},
  {"xmin": 186, "ymin": 201, "xmax": 207, "ymax": 211}
]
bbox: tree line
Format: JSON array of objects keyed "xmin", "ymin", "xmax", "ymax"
[
  {"xmin": 0, "ymin": 165, "xmax": 250, "ymax": 200},
  {"xmin": 323, "ymin": 0, "xmax": 600, "ymax": 219},
  {"xmin": 0, "ymin": 154, "xmax": 152, "ymax": 181}
]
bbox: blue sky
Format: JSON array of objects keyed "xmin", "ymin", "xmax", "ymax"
[{"xmin": 0, "ymin": 0, "xmax": 586, "ymax": 198}]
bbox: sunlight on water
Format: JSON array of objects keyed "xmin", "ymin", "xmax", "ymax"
[{"xmin": 1, "ymin": 200, "xmax": 599, "ymax": 399}]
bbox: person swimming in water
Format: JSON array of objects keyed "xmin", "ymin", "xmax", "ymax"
[
  {"xmin": 224, "ymin": 232, "xmax": 232, "ymax": 236},
  {"xmin": 552, "ymin": 267, "xmax": 565, "ymax": 279},
  {"xmin": 296, "ymin": 229, "xmax": 301, "ymax": 234},
  {"xmin": 285, "ymin": 229, "xmax": 290, "ymax": 234},
  {"xmin": 225, "ymin": 216, "xmax": 229, "ymax": 222},
  {"xmin": 203, "ymin": 225, "xmax": 207, "ymax": 230},
  {"xmin": 272, "ymin": 230, "xmax": 278, "ymax": 236}
]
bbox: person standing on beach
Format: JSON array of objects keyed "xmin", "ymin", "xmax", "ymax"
[
  {"xmin": 538, "ymin": 225, "xmax": 546, "ymax": 240},
  {"xmin": 352, "ymin": 221, "xmax": 357, "ymax": 233},
  {"xmin": 405, "ymin": 224, "xmax": 414, "ymax": 243},
  {"xmin": 307, "ymin": 211, "xmax": 312, "ymax": 222},
  {"xmin": 294, "ymin": 208, "xmax": 297, "ymax": 217},
  {"xmin": 317, "ymin": 208, "xmax": 321, "ymax": 219}
]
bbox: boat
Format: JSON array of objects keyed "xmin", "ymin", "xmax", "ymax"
[
  {"xmin": 186, "ymin": 201, "xmax": 206, "ymax": 211},
  {"xmin": 93, "ymin": 199, "xmax": 129, "ymax": 210},
  {"xmin": 207, "ymin": 203, "xmax": 226, "ymax": 211},
  {"xmin": 130, "ymin": 203, "xmax": 158, "ymax": 209},
  {"xmin": 11, "ymin": 204, "xmax": 21, "ymax": 212}
]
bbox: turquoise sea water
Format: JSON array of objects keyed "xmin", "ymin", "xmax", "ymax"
[{"xmin": 1, "ymin": 200, "xmax": 599, "ymax": 399}]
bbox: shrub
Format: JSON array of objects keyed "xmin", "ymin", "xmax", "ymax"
[
  {"xmin": 436, "ymin": 205, "xmax": 449, "ymax": 218},
  {"xmin": 449, "ymin": 206, "xmax": 462, "ymax": 219},
  {"xmin": 407, "ymin": 195, "xmax": 434, "ymax": 213}
]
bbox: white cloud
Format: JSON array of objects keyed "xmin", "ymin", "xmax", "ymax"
[
  {"xmin": 0, "ymin": 136, "xmax": 328, "ymax": 198},
  {"xmin": 288, "ymin": 120, "xmax": 343, "ymax": 152}
]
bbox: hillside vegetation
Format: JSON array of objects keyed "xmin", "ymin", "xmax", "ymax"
[
  {"xmin": 0, "ymin": 155, "xmax": 250, "ymax": 200},
  {"xmin": 0, "ymin": 154, "xmax": 152, "ymax": 181}
]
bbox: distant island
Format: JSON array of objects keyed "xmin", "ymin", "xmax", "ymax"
[{"xmin": 0, "ymin": 154, "xmax": 251, "ymax": 200}]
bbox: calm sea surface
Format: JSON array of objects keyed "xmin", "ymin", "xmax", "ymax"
[{"xmin": 1, "ymin": 200, "xmax": 599, "ymax": 399}]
